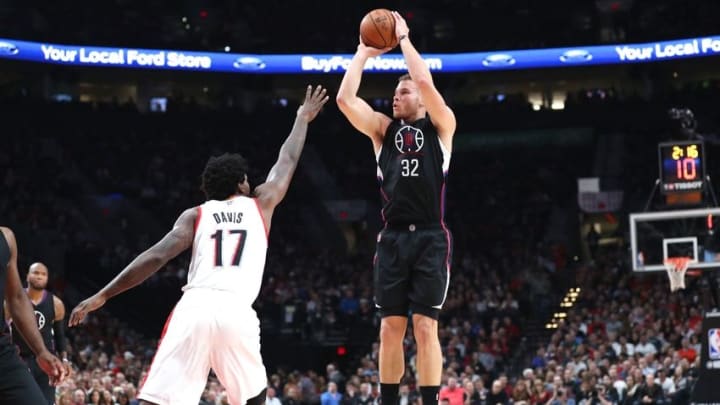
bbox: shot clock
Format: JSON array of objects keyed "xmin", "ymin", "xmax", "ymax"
[{"xmin": 658, "ymin": 140, "xmax": 705, "ymax": 193}]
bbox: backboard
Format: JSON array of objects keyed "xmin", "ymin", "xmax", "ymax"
[{"xmin": 630, "ymin": 207, "xmax": 720, "ymax": 272}]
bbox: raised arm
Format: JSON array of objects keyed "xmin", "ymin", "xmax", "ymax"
[
  {"xmin": 1, "ymin": 227, "xmax": 67, "ymax": 384},
  {"xmin": 69, "ymin": 208, "xmax": 197, "ymax": 326},
  {"xmin": 392, "ymin": 11, "xmax": 456, "ymax": 150},
  {"xmin": 254, "ymin": 85, "xmax": 329, "ymax": 227},
  {"xmin": 336, "ymin": 40, "xmax": 393, "ymax": 153}
]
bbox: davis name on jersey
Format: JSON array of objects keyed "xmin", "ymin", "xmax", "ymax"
[{"xmin": 184, "ymin": 196, "xmax": 268, "ymax": 303}]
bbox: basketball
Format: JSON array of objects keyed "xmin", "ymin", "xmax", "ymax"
[{"xmin": 359, "ymin": 9, "xmax": 397, "ymax": 49}]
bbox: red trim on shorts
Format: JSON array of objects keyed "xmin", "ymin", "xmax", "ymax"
[
  {"xmin": 139, "ymin": 306, "xmax": 176, "ymax": 393},
  {"xmin": 253, "ymin": 198, "xmax": 270, "ymax": 239}
]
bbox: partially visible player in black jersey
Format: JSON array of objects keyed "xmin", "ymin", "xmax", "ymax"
[
  {"xmin": 0, "ymin": 227, "xmax": 68, "ymax": 404},
  {"xmin": 337, "ymin": 11, "xmax": 456, "ymax": 405},
  {"xmin": 6, "ymin": 262, "xmax": 68, "ymax": 404}
]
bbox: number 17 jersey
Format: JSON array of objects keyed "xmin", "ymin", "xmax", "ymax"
[{"xmin": 183, "ymin": 196, "xmax": 269, "ymax": 303}]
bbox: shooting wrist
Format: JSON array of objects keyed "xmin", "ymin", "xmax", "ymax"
[{"xmin": 398, "ymin": 33, "xmax": 408, "ymax": 43}]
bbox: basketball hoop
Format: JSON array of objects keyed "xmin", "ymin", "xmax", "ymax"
[{"xmin": 664, "ymin": 257, "xmax": 692, "ymax": 292}]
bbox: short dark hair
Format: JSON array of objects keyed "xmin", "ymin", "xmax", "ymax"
[
  {"xmin": 398, "ymin": 73, "xmax": 413, "ymax": 82},
  {"xmin": 200, "ymin": 153, "xmax": 249, "ymax": 200}
]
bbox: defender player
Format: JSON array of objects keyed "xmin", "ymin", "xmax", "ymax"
[
  {"xmin": 69, "ymin": 85, "xmax": 329, "ymax": 405},
  {"xmin": 0, "ymin": 227, "xmax": 68, "ymax": 403},
  {"xmin": 6, "ymin": 262, "xmax": 68, "ymax": 404},
  {"xmin": 336, "ymin": 11, "xmax": 455, "ymax": 405}
]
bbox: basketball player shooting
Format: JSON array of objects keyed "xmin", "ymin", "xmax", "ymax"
[
  {"xmin": 69, "ymin": 85, "xmax": 329, "ymax": 405},
  {"xmin": 336, "ymin": 11, "xmax": 456, "ymax": 405}
]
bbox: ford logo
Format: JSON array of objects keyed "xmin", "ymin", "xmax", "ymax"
[
  {"xmin": 0, "ymin": 41, "xmax": 18, "ymax": 55},
  {"xmin": 560, "ymin": 49, "xmax": 592, "ymax": 63},
  {"xmin": 233, "ymin": 57, "xmax": 266, "ymax": 70},
  {"xmin": 482, "ymin": 54, "xmax": 515, "ymax": 67}
]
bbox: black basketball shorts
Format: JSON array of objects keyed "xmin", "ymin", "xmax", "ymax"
[
  {"xmin": 0, "ymin": 342, "xmax": 48, "ymax": 405},
  {"xmin": 373, "ymin": 224, "xmax": 452, "ymax": 320}
]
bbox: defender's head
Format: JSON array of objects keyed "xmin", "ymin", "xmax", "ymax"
[
  {"xmin": 27, "ymin": 262, "xmax": 49, "ymax": 290},
  {"xmin": 201, "ymin": 153, "xmax": 250, "ymax": 200},
  {"xmin": 392, "ymin": 73, "xmax": 425, "ymax": 121}
]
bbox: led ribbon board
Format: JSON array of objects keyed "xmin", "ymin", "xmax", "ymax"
[{"xmin": 0, "ymin": 35, "xmax": 719, "ymax": 73}]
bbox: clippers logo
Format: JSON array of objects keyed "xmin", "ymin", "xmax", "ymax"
[
  {"xmin": 710, "ymin": 328, "xmax": 720, "ymax": 360},
  {"xmin": 35, "ymin": 310, "xmax": 46, "ymax": 330},
  {"xmin": 232, "ymin": 56, "xmax": 266, "ymax": 70},
  {"xmin": 395, "ymin": 126, "xmax": 424, "ymax": 153},
  {"xmin": 482, "ymin": 54, "xmax": 515, "ymax": 67},
  {"xmin": 0, "ymin": 41, "xmax": 18, "ymax": 55},
  {"xmin": 560, "ymin": 49, "xmax": 593, "ymax": 63}
]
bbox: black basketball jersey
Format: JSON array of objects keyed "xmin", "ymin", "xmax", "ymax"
[
  {"xmin": 11, "ymin": 290, "xmax": 55, "ymax": 357},
  {"xmin": 377, "ymin": 117, "xmax": 450, "ymax": 225},
  {"xmin": 0, "ymin": 232, "xmax": 9, "ymax": 343}
]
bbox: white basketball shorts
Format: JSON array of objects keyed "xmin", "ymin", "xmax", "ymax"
[{"xmin": 138, "ymin": 288, "xmax": 267, "ymax": 405}]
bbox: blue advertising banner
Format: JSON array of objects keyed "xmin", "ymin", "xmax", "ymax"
[{"xmin": 0, "ymin": 36, "xmax": 718, "ymax": 74}]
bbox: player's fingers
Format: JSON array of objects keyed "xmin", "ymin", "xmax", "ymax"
[
  {"xmin": 69, "ymin": 309, "xmax": 83, "ymax": 327},
  {"xmin": 316, "ymin": 87, "xmax": 327, "ymax": 101},
  {"xmin": 305, "ymin": 85, "xmax": 312, "ymax": 101},
  {"xmin": 313, "ymin": 85, "xmax": 324, "ymax": 99}
]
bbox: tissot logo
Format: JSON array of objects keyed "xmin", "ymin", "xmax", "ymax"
[
  {"xmin": 482, "ymin": 54, "xmax": 515, "ymax": 67},
  {"xmin": 560, "ymin": 49, "xmax": 592, "ymax": 63},
  {"xmin": 0, "ymin": 41, "xmax": 18, "ymax": 55},
  {"xmin": 233, "ymin": 57, "xmax": 266, "ymax": 70},
  {"xmin": 394, "ymin": 126, "xmax": 424, "ymax": 153}
]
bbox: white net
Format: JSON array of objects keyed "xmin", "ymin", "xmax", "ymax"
[{"xmin": 664, "ymin": 257, "xmax": 691, "ymax": 292}]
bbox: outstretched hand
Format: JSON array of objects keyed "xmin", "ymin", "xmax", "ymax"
[
  {"xmin": 297, "ymin": 85, "xmax": 329, "ymax": 122},
  {"xmin": 68, "ymin": 294, "xmax": 106, "ymax": 327}
]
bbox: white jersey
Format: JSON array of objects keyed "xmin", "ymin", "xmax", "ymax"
[{"xmin": 183, "ymin": 196, "xmax": 268, "ymax": 302}]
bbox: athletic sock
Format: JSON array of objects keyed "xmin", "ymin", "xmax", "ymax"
[
  {"xmin": 380, "ymin": 383, "xmax": 399, "ymax": 405},
  {"xmin": 420, "ymin": 386, "xmax": 440, "ymax": 405}
]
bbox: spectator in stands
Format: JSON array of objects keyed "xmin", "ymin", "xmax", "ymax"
[
  {"xmin": 321, "ymin": 382, "xmax": 342, "ymax": 405},
  {"xmin": 439, "ymin": 377, "xmax": 464, "ymax": 405}
]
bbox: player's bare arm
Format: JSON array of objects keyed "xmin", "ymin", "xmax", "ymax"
[
  {"xmin": 255, "ymin": 85, "xmax": 329, "ymax": 225},
  {"xmin": 69, "ymin": 208, "xmax": 196, "ymax": 326},
  {"xmin": 336, "ymin": 40, "xmax": 393, "ymax": 153},
  {"xmin": 392, "ymin": 11, "xmax": 456, "ymax": 150},
  {"xmin": 1, "ymin": 227, "xmax": 67, "ymax": 385}
]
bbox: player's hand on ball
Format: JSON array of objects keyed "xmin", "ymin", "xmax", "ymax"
[
  {"xmin": 69, "ymin": 293, "xmax": 106, "ymax": 327},
  {"xmin": 297, "ymin": 85, "xmax": 329, "ymax": 122},
  {"xmin": 391, "ymin": 11, "xmax": 410, "ymax": 42},
  {"xmin": 358, "ymin": 36, "xmax": 392, "ymax": 57}
]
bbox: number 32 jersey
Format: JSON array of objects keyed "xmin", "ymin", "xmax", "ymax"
[
  {"xmin": 378, "ymin": 117, "xmax": 451, "ymax": 225},
  {"xmin": 183, "ymin": 196, "xmax": 269, "ymax": 303}
]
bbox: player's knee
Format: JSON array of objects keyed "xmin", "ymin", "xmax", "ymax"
[
  {"xmin": 412, "ymin": 316, "xmax": 437, "ymax": 346},
  {"xmin": 246, "ymin": 388, "xmax": 267, "ymax": 405},
  {"xmin": 380, "ymin": 318, "xmax": 406, "ymax": 343}
]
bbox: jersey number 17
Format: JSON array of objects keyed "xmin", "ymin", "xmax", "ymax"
[{"xmin": 210, "ymin": 229, "xmax": 247, "ymax": 267}]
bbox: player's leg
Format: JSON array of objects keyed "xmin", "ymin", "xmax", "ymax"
[
  {"xmin": 0, "ymin": 345, "xmax": 48, "ymax": 405},
  {"xmin": 408, "ymin": 228, "xmax": 451, "ymax": 405},
  {"xmin": 374, "ymin": 229, "xmax": 410, "ymax": 405},
  {"xmin": 209, "ymin": 307, "xmax": 267, "ymax": 405},
  {"xmin": 28, "ymin": 356, "xmax": 55, "ymax": 404},
  {"xmin": 137, "ymin": 301, "xmax": 211, "ymax": 405}
]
